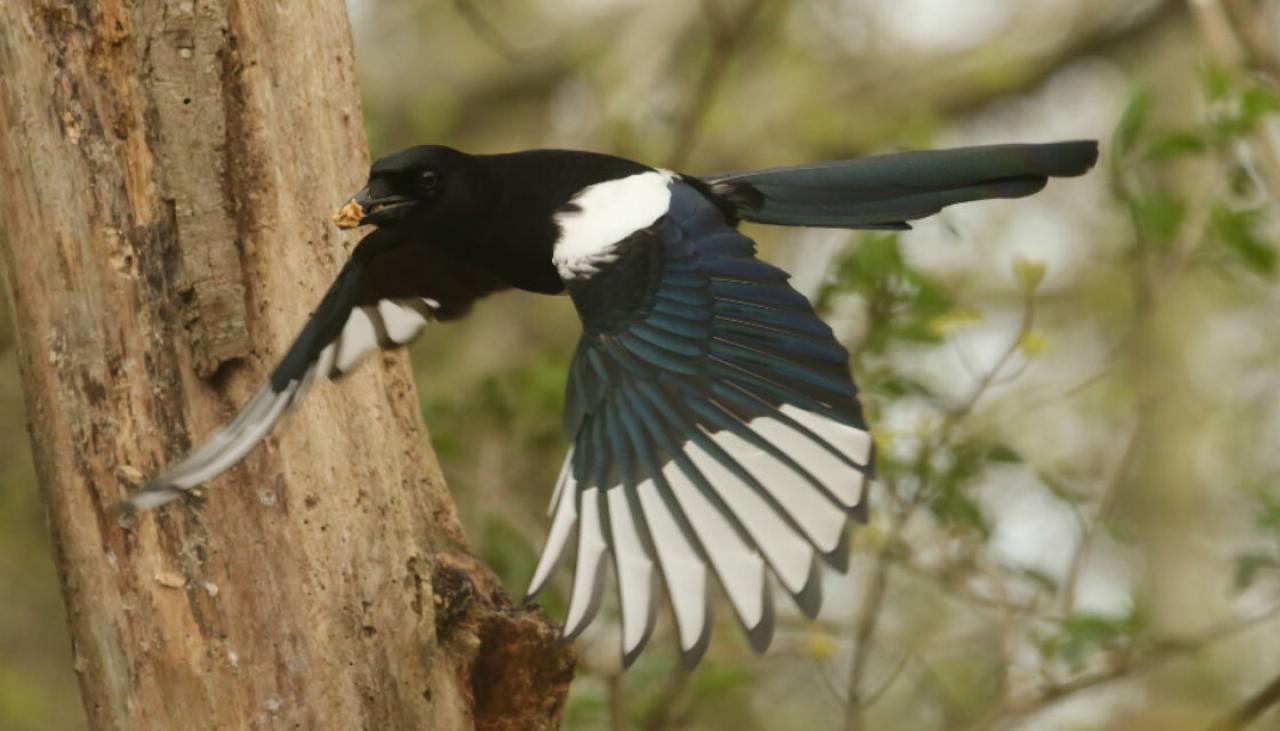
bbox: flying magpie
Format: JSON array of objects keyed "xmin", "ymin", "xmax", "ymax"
[{"xmin": 125, "ymin": 140, "xmax": 1098, "ymax": 665}]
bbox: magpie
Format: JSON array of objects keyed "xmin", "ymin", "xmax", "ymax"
[{"xmin": 125, "ymin": 140, "xmax": 1098, "ymax": 665}]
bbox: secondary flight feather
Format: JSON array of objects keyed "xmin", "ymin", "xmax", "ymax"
[{"xmin": 126, "ymin": 140, "xmax": 1098, "ymax": 664}]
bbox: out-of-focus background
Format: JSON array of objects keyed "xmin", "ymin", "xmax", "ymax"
[{"xmin": 5, "ymin": 1, "xmax": 1280, "ymax": 729}]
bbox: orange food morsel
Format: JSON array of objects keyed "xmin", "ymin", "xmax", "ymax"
[{"xmin": 332, "ymin": 200, "xmax": 364, "ymax": 229}]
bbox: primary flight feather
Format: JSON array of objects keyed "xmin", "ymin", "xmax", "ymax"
[{"xmin": 126, "ymin": 141, "xmax": 1099, "ymax": 664}]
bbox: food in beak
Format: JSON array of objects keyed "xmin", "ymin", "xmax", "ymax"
[{"xmin": 332, "ymin": 200, "xmax": 364, "ymax": 229}]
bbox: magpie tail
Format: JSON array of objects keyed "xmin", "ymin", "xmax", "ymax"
[{"xmin": 702, "ymin": 141, "xmax": 1098, "ymax": 230}]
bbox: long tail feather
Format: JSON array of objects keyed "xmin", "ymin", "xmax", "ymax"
[{"xmin": 703, "ymin": 141, "xmax": 1098, "ymax": 230}]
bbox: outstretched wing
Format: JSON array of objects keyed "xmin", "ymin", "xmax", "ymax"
[
  {"xmin": 527, "ymin": 178, "xmax": 872, "ymax": 666},
  {"xmin": 124, "ymin": 229, "xmax": 508, "ymax": 512}
]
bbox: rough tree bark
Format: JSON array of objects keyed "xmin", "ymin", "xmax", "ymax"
[{"xmin": 0, "ymin": 2, "xmax": 574, "ymax": 729}]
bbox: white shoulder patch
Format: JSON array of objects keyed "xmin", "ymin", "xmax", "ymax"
[{"xmin": 552, "ymin": 170, "xmax": 674, "ymax": 281}]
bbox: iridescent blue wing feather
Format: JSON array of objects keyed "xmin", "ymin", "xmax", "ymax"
[{"xmin": 527, "ymin": 181, "xmax": 872, "ymax": 665}]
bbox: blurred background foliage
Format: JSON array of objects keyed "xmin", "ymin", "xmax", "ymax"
[{"xmin": 4, "ymin": 0, "xmax": 1280, "ymax": 729}]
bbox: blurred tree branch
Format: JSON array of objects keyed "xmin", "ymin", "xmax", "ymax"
[
  {"xmin": 971, "ymin": 602, "xmax": 1280, "ymax": 731},
  {"xmin": 665, "ymin": 0, "xmax": 770, "ymax": 168},
  {"xmin": 0, "ymin": 234, "xmax": 16, "ymax": 358},
  {"xmin": 1222, "ymin": 0, "xmax": 1280, "ymax": 78},
  {"xmin": 1060, "ymin": 419, "xmax": 1140, "ymax": 614},
  {"xmin": 771, "ymin": 0, "xmax": 1184, "ymax": 158},
  {"xmin": 607, "ymin": 672, "xmax": 625, "ymax": 731},
  {"xmin": 640, "ymin": 664, "xmax": 693, "ymax": 731},
  {"xmin": 844, "ymin": 495, "xmax": 898, "ymax": 731},
  {"xmin": 453, "ymin": 0, "xmax": 521, "ymax": 62},
  {"xmin": 1210, "ymin": 668, "xmax": 1280, "ymax": 731},
  {"xmin": 435, "ymin": 0, "xmax": 1182, "ymax": 166}
]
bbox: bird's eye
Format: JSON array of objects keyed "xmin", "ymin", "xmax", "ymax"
[{"xmin": 419, "ymin": 169, "xmax": 439, "ymax": 194}]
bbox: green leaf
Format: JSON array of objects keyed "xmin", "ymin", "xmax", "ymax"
[
  {"xmin": 1146, "ymin": 129, "xmax": 1208, "ymax": 160},
  {"xmin": 1211, "ymin": 85, "xmax": 1280, "ymax": 140},
  {"xmin": 691, "ymin": 663, "xmax": 757, "ymax": 698},
  {"xmin": 563, "ymin": 684, "xmax": 608, "ymax": 728},
  {"xmin": 1240, "ymin": 86, "xmax": 1280, "ymax": 126},
  {"xmin": 1200, "ymin": 64, "xmax": 1234, "ymax": 102},
  {"xmin": 862, "ymin": 371, "xmax": 935, "ymax": 399},
  {"xmin": 477, "ymin": 515, "xmax": 538, "ymax": 592},
  {"xmin": 1114, "ymin": 90, "xmax": 1153, "ymax": 158},
  {"xmin": 1257, "ymin": 490, "xmax": 1280, "ymax": 531},
  {"xmin": 1211, "ymin": 205, "xmax": 1276, "ymax": 274},
  {"xmin": 984, "ymin": 444, "xmax": 1023, "ymax": 463},
  {"xmin": 1017, "ymin": 567, "xmax": 1060, "ymax": 594},
  {"xmin": 1130, "ymin": 190, "xmax": 1187, "ymax": 247},
  {"xmin": 819, "ymin": 231, "xmax": 955, "ymax": 356},
  {"xmin": 928, "ymin": 472, "xmax": 991, "ymax": 539},
  {"xmin": 1039, "ymin": 472, "xmax": 1088, "ymax": 505},
  {"xmin": 1234, "ymin": 552, "xmax": 1280, "ymax": 592},
  {"xmin": 1037, "ymin": 609, "xmax": 1143, "ymax": 670},
  {"xmin": 1013, "ymin": 256, "xmax": 1047, "ymax": 292}
]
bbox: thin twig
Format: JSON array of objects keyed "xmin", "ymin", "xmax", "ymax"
[
  {"xmin": 666, "ymin": 0, "xmax": 768, "ymax": 168},
  {"xmin": 453, "ymin": 0, "xmax": 522, "ymax": 62},
  {"xmin": 1224, "ymin": 0, "xmax": 1278, "ymax": 75},
  {"xmin": 1209, "ymin": 668, "xmax": 1280, "ymax": 731},
  {"xmin": 844, "ymin": 543, "xmax": 894, "ymax": 731},
  {"xmin": 844, "ymin": 473, "xmax": 924, "ymax": 731},
  {"xmin": 942, "ymin": 295, "xmax": 1035, "ymax": 435},
  {"xmin": 1060, "ymin": 418, "xmax": 1141, "ymax": 614},
  {"xmin": 641, "ymin": 662, "xmax": 692, "ymax": 731},
  {"xmin": 949, "ymin": 326, "xmax": 988, "ymax": 383},
  {"xmin": 861, "ymin": 652, "xmax": 911, "ymax": 710},
  {"xmin": 841, "ymin": 291, "xmax": 1035, "ymax": 730},
  {"xmin": 969, "ymin": 601, "xmax": 1280, "ymax": 731},
  {"xmin": 1011, "ymin": 364, "xmax": 1113, "ymax": 418},
  {"xmin": 816, "ymin": 659, "xmax": 847, "ymax": 705},
  {"xmin": 606, "ymin": 672, "xmax": 625, "ymax": 731},
  {"xmin": 897, "ymin": 558, "xmax": 1045, "ymax": 618}
]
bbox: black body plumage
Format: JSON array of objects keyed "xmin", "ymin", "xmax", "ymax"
[{"xmin": 125, "ymin": 140, "xmax": 1098, "ymax": 665}]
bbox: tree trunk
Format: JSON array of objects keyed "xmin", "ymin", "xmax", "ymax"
[{"xmin": 0, "ymin": 2, "xmax": 574, "ymax": 729}]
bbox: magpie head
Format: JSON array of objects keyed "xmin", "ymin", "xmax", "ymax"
[{"xmin": 334, "ymin": 145, "xmax": 487, "ymax": 230}]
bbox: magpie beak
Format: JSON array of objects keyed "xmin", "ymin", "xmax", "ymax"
[{"xmin": 333, "ymin": 185, "xmax": 417, "ymax": 229}]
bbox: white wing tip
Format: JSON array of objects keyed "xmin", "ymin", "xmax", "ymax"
[{"xmin": 527, "ymin": 473, "xmax": 580, "ymax": 598}]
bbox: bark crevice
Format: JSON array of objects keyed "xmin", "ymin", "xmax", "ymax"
[{"xmin": 136, "ymin": 0, "xmax": 250, "ymax": 378}]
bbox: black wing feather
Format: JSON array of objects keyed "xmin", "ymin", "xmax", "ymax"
[
  {"xmin": 527, "ymin": 182, "xmax": 873, "ymax": 662},
  {"xmin": 124, "ymin": 230, "xmax": 506, "ymax": 512}
]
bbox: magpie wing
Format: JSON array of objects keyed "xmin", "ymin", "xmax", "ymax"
[
  {"xmin": 124, "ymin": 229, "xmax": 507, "ymax": 512},
  {"xmin": 526, "ymin": 180, "xmax": 872, "ymax": 666}
]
